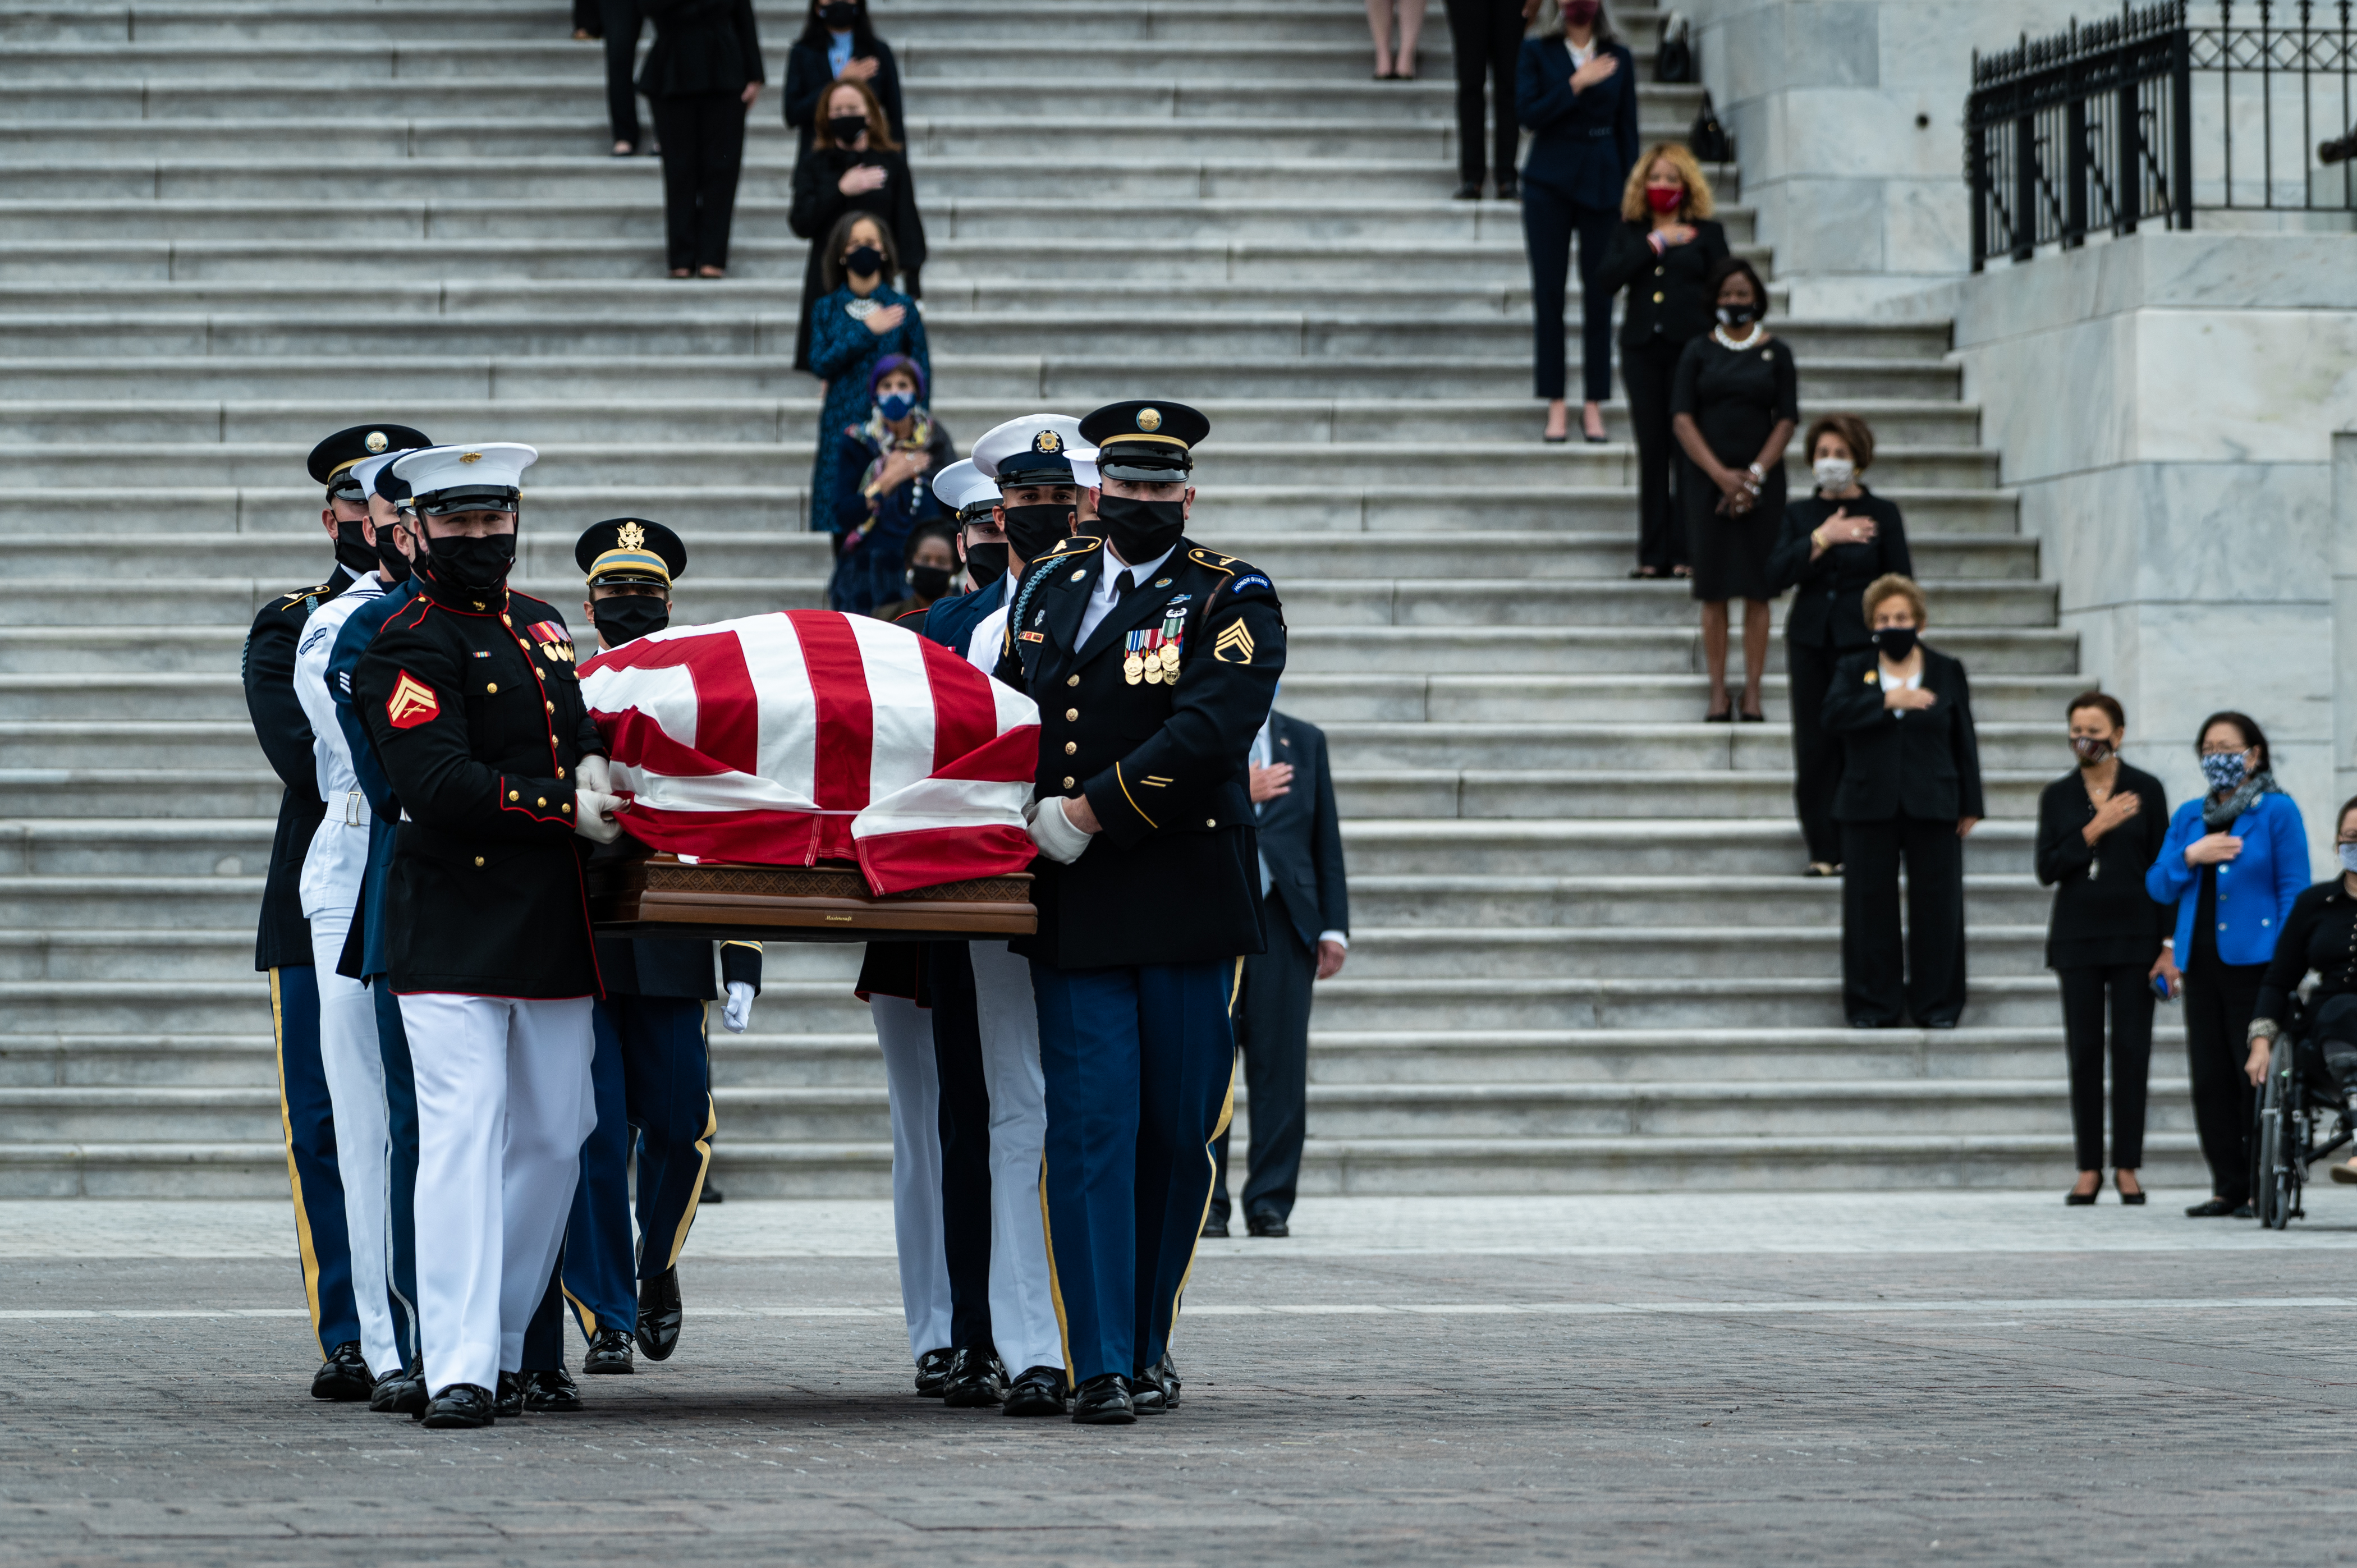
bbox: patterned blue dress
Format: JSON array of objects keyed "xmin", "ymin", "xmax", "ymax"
[{"xmin": 806, "ymin": 283, "xmax": 928, "ymax": 534}]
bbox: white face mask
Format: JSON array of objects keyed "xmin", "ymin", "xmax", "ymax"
[
  {"xmin": 1814, "ymin": 457, "xmax": 1856, "ymax": 493},
  {"xmin": 2340, "ymin": 842, "xmax": 2357, "ymax": 877}
]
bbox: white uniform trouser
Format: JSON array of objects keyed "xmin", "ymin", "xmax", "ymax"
[
  {"xmin": 967, "ymin": 941, "xmax": 1062, "ymax": 1376},
  {"xmin": 305, "ymin": 894, "xmax": 400, "ymax": 1379},
  {"xmin": 397, "ymin": 992, "xmax": 596, "ymax": 1397},
  {"xmin": 870, "ymin": 995, "xmax": 952, "ymax": 1362}
]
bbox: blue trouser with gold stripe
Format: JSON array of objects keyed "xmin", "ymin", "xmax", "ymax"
[
  {"xmin": 269, "ymin": 964, "xmax": 361, "ymax": 1356},
  {"xmin": 1030, "ymin": 959, "xmax": 1235, "ymax": 1386},
  {"xmin": 373, "ymin": 977, "xmax": 419, "ymax": 1365},
  {"xmin": 563, "ymin": 996, "xmax": 717, "ymax": 1336}
]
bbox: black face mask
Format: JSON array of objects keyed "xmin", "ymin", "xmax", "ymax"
[
  {"xmin": 828, "ymin": 114, "xmax": 868, "ymax": 145},
  {"xmin": 820, "ymin": 1, "xmax": 858, "ymax": 25},
  {"xmin": 375, "ymin": 526, "xmax": 414, "ymax": 584},
  {"xmin": 961, "ymin": 540, "xmax": 1008, "ymax": 588},
  {"xmin": 333, "ymin": 518, "xmax": 378, "ymax": 577},
  {"xmin": 1717, "ymin": 301, "xmax": 1762, "ymax": 326},
  {"xmin": 423, "ymin": 530, "xmax": 516, "ymax": 593},
  {"xmin": 907, "ymin": 563, "xmax": 953, "ymax": 600},
  {"xmin": 1000, "ymin": 503, "xmax": 1075, "ymax": 563},
  {"xmin": 843, "ymin": 244, "xmax": 884, "ymax": 280},
  {"xmin": 1870, "ymin": 625, "xmax": 1918, "ymax": 660},
  {"xmin": 1095, "ymin": 494, "xmax": 1185, "ymax": 566},
  {"xmin": 591, "ymin": 597, "xmax": 670, "ymax": 648}
]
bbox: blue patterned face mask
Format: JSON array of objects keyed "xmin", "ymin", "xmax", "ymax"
[
  {"xmin": 2200, "ymin": 751, "xmax": 2248, "ymax": 794},
  {"xmin": 878, "ymin": 392, "xmax": 914, "ymax": 422}
]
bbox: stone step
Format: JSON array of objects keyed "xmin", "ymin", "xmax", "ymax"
[
  {"xmin": 1337, "ymin": 767, "xmax": 2053, "ymax": 821},
  {"xmin": 0, "ymin": 626, "xmax": 242, "ymax": 675},
  {"xmin": 1342, "ymin": 875, "xmax": 2063, "ymax": 930},
  {"xmin": 1283, "ymin": 673, "xmax": 2090, "ymax": 725},
  {"xmin": 0, "ymin": 352, "xmax": 1970, "ymax": 405},
  {"xmin": 1339, "ymin": 819, "xmax": 2039, "ymax": 879},
  {"xmin": 1315, "ymin": 721, "xmax": 2074, "ymax": 772},
  {"xmin": 1282, "ymin": 625, "xmax": 2077, "ymax": 676},
  {"xmin": 0, "ymin": 875, "xmax": 266, "ymax": 930},
  {"xmin": 0, "ymin": 396, "xmax": 1984, "ymax": 450},
  {"xmin": 1304, "ymin": 974, "xmax": 2091, "ymax": 1032},
  {"xmin": 0, "ymin": 769, "xmax": 282, "ymax": 820}
]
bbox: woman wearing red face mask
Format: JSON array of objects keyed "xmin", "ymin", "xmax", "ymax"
[
  {"xmin": 1598, "ymin": 141, "xmax": 1728, "ymax": 579},
  {"xmin": 1515, "ymin": 0, "xmax": 1639, "ymax": 445}
]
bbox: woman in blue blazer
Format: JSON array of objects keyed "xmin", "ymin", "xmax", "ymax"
[
  {"xmin": 1515, "ymin": 1, "xmax": 1639, "ymax": 445},
  {"xmin": 2144, "ymin": 710, "xmax": 2310, "ymax": 1217}
]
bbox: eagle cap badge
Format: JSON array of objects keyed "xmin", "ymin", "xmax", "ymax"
[
  {"xmin": 363, "ymin": 430, "xmax": 389, "ymax": 454},
  {"xmin": 1033, "ymin": 429, "xmax": 1063, "ymax": 453},
  {"xmin": 617, "ymin": 521, "xmax": 647, "ymax": 551},
  {"xmin": 458, "ymin": 451, "xmax": 484, "ymax": 465},
  {"xmin": 1136, "ymin": 407, "xmax": 1163, "ymax": 433}
]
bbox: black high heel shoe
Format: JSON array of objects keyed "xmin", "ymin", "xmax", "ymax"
[
  {"xmin": 2115, "ymin": 1171, "xmax": 2146, "ymax": 1205},
  {"xmin": 2066, "ymin": 1174, "xmax": 2101, "ymax": 1207}
]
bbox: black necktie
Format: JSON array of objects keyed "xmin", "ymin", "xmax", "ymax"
[{"xmin": 1114, "ymin": 570, "xmax": 1134, "ymax": 598}]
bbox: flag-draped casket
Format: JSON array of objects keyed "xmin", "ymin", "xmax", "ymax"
[{"xmin": 577, "ymin": 612, "xmax": 1040, "ymax": 930}]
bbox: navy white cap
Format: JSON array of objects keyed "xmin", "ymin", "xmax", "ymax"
[
  {"xmin": 391, "ymin": 442, "xmax": 538, "ymax": 516},
  {"xmin": 932, "ymin": 459, "xmax": 1001, "ymax": 520},
  {"xmin": 972, "ymin": 414, "xmax": 1099, "ymax": 491}
]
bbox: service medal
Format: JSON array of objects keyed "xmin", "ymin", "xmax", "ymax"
[
  {"xmin": 1124, "ymin": 653, "xmax": 1145, "ymax": 684},
  {"xmin": 1143, "ymin": 659, "xmax": 1164, "ymax": 685},
  {"xmin": 1158, "ymin": 643, "xmax": 1180, "ymax": 672}
]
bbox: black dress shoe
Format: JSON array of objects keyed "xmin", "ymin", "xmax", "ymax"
[
  {"xmin": 582, "ymin": 1327, "xmax": 635, "ymax": 1375},
  {"xmin": 2232, "ymin": 1203, "xmax": 2254, "ymax": 1219},
  {"xmin": 373, "ymin": 1354, "xmax": 427, "ymax": 1414},
  {"xmin": 1496, "ymin": 177, "xmax": 1520, "ymax": 201},
  {"xmin": 494, "ymin": 1371, "xmax": 525, "ymax": 1419},
  {"xmin": 636, "ymin": 1266, "xmax": 683, "ymax": 1362},
  {"xmin": 1002, "ymin": 1365, "xmax": 1069, "ymax": 1417},
  {"xmin": 310, "ymin": 1340, "xmax": 373, "ymax": 1402},
  {"xmin": 1452, "ymin": 181, "xmax": 1481, "ymax": 200},
  {"xmin": 1201, "ymin": 1213, "xmax": 1230, "ymax": 1239},
  {"xmin": 914, "ymin": 1346, "xmax": 955, "ymax": 1397},
  {"xmin": 419, "ymin": 1383, "xmax": 496, "ymax": 1428},
  {"xmin": 1246, "ymin": 1212, "xmax": 1289, "ymax": 1238},
  {"xmin": 1131, "ymin": 1352, "xmax": 1181, "ymax": 1414},
  {"xmin": 523, "ymin": 1367, "xmax": 584, "ymax": 1412},
  {"xmin": 1071, "ymin": 1373, "xmax": 1135, "ymax": 1425},
  {"xmin": 701, "ymin": 1181, "xmax": 724, "ymax": 1204},
  {"xmin": 941, "ymin": 1347, "xmax": 1008, "ymax": 1408},
  {"xmin": 2185, "ymin": 1196, "xmax": 2241, "ymax": 1217}
]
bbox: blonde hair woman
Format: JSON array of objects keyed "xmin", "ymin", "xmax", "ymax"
[{"xmin": 1598, "ymin": 140, "xmax": 1729, "ymax": 577}]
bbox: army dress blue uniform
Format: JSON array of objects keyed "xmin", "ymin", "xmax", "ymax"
[{"xmin": 992, "ymin": 401, "xmax": 1285, "ymax": 1413}]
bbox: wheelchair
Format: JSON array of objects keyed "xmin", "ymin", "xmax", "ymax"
[{"xmin": 2251, "ymin": 997, "xmax": 2357, "ymax": 1230}]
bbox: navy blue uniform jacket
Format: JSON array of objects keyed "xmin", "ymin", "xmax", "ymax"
[
  {"xmin": 1515, "ymin": 37, "xmax": 1640, "ymax": 209},
  {"xmin": 1258, "ymin": 710, "xmax": 1349, "ymax": 953},
  {"xmin": 993, "ymin": 535, "xmax": 1286, "ymax": 970}
]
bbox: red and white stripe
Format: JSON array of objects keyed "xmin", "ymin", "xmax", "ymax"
[{"xmin": 579, "ymin": 611, "xmax": 1040, "ymax": 895}]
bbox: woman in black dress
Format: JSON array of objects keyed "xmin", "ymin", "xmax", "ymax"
[
  {"xmin": 790, "ymin": 76, "xmax": 926, "ymax": 375},
  {"xmin": 1596, "ymin": 140, "xmax": 1728, "ymax": 579},
  {"xmin": 1671, "ymin": 256, "xmax": 1797, "ymax": 722},
  {"xmin": 1764, "ymin": 413, "xmax": 1912, "ymax": 875},
  {"xmin": 639, "ymin": 0, "xmax": 763, "ymax": 280},
  {"xmin": 2034, "ymin": 692, "xmax": 2170, "ymax": 1206}
]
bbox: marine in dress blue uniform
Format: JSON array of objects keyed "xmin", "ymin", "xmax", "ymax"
[
  {"xmin": 240, "ymin": 421, "xmax": 425, "ymax": 1400},
  {"xmin": 992, "ymin": 401, "xmax": 1285, "ymax": 1423},
  {"xmin": 556, "ymin": 519, "xmax": 763, "ymax": 1378}
]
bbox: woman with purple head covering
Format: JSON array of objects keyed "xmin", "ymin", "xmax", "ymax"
[{"xmin": 823, "ymin": 352, "xmax": 954, "ymax": 614}]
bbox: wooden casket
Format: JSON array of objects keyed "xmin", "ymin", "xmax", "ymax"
[{"xmin": 589, "ymin": 851, "xmax": 1035, "ymax": 943}]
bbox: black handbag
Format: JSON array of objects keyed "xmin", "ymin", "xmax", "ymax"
[
  {"xmin": 1689, "ymin": 90, "xmax": 1733, "ymax": 163},
  {"xmin": 1656, "ymin": 13, "xmax": 1695, "ymax": 83}
]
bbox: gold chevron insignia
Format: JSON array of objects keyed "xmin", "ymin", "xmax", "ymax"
[
  {"xmin": 617, "ymin": 520, "xmax": 647, "ymax": 550},
  {"xmin": 1213, "ymin": 621, "xmax": 1254, "ymax": 664},
  {"xmin": 386, "ymin": 670, "xmax": 440, "ymax": 728}
]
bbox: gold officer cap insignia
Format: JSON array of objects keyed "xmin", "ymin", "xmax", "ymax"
[
  {"xmin": 459, "ymin": 451, "xmax": 484, "ymax": 465},
  {"xmin": 617, "ymin": 521, "xmax": 647, "ymax": 551},
  {"xmin": 364, "ymin": 430, "xmax": 389, "ymax": 454},
  {"xmin": 1136, "ymin": 407, "xmax": 1163, "ymax": 433},
  {"xmin": 1033, "ymin": 429, "xmax": 1063, "ymax": 453}
]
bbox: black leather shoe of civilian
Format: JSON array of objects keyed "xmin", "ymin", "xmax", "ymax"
[
  {"xmin": 1071, "ymin": 1373, "xmax": 1135, "ymax": 1425},
  {"xmin": 523, "ymin": 1368, "xmax": 584, "ymax": 1412},
  {"xmin": 1202, "ymin": 1212, "xmax": 1230, "ymax": 1239},
  {"xmin": 2232, "ymin": 1203, "xmax": 2254, "ymax": 1218},
  {"xmin": 493, "ymin": 1372, "xmax": 525, "ymax": 1418},
  {"xmin": 1452, "ymin": 181, "xmax": 1481, "ymax": 200},
  {"xmin": 1496, "ymin": 177, "xmax": 1520, "ymax": 201},
  {"xmin": 1246, "ymin": 1211, "xmax": 1289, "ymax": 1238},
  {"xmin": 2185, "ymin": 1196, "xmax": 2241, "ymax": 1217},
  {"xmin": 310, "ymin": 1340, "xmax": 373, "ymax": 1402},
  {"xmin": 420, "ymin": 1383, "xmax": 496, "ymax": 1428},
  {"xmin": 582, "ymin": 1328, "xmax": 635, "ymax": 1374},
  {"xmin": 636, "ymin": 1266, "xmax": 683, "ymax": 1361},
  {"xmin": 941, "ymin": 1348, "xmax": 1008, "ymax": 1408},
  {"xmin": 1002, "ymin": 1365, "xmax": 1069, "ymax": 1417},
  {"xmin": 1131, "ymin": 1353, "xmax": 1181, "ymax": 1414},
  {"xmin": 914, "ymin": 1346, "xmax": 955, "ymax": 1397}
]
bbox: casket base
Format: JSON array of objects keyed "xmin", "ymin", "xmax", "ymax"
[{"xmin": 589, "ymin": 855, "xmax": 1036, "ymax": 943}]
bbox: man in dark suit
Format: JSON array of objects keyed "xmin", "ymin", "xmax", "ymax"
[{"xmin": 1208, "ymin": 708, "xmax": 1348, "ymax": 1239}]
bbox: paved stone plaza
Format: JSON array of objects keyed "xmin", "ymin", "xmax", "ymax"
[{"xmin": 7, "ymin": 1191, "xmax": 2356, "ymax": 1566}]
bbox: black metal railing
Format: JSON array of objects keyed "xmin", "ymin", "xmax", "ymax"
[{"xmin": 1968, "ymin": 1, "xmax": 2357, "ymax": 268}]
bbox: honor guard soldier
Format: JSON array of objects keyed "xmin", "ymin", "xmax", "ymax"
[
  {"xmin": 242, "ymin": 421, "xmax": 428, "ymax": 1401},
  {"xmin": 559, "ymin": 519, "xmax": 762, "ymax": 1377},
  {"xmin": 354, "ymin": 443, "xmax": 625, "ymax": 1430},
  {"xmin": 994, "ymin": 400, "xmax": 1286, "ymax": 1424},
  {"xmin": 923, "ymin": 460, "xmax": 1008, "ymax": 663}
]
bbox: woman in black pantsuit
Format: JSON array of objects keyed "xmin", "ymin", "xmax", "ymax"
[
  {"xmin": 1514, "ymin": 1, "xmax": 1638, "ymax": 444},
  {"xmin": 1597, "ymin": 141, "xmax": 1727, "ymax": 579},
  {"xmin": 1672, "ymin": 257, "xmax": 1797, "ymax": 722},
  {"xmin": 1765, "ymin": 414, "xmax": 1911, "ymax": 875},
  {"xmin": 640, "ymin": 0, "xmax": 763, "ymax": 279},
  {"xmin": 788, "ymin": 77, "xmax": 927, "ymax": 376},
  {"xmin": 1445, "ymin": 0, "xmax": 1525, "ymax": 200},
  {"xmin": 2034, "ymin": 692, "xmax": 2170, "ymax": 1206},
  {"xmin": 1824, "ymin": 575, "xmax": 1984, "ymax": 1029}
]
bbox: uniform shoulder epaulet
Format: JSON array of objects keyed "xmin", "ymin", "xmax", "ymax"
[
  {"xmin": 1043, "ymin": 534, "xmax": 1103, "ymax": 562},
  {"xmin": 274, "ymin": 580, "xmax": 336, "ymax": 615}
]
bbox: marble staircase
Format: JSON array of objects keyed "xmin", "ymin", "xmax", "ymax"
[{"xmin": 0, "ymin": 0, "xmax": 2201, "ymax": 1195}]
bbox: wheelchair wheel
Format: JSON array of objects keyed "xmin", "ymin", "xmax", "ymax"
[{"xmin": 2259, "ymin": 1038, "xmax": 2300, "ymax": 1231}]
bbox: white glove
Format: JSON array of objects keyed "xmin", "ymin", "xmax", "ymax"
[
  {"xmin": 576, "ymin": 754, "xmax": 613, "ymax": 795},
  {"xmin": 574, "ymin": 789, "xmax": 625, "ymax": 844},
  {"xmin": 1024, "ymin": 795, "xmax": 1093, "ymax": 865},
  {"xmin": 722, "ymin": 981, "xmax": 755, "ymax": 1034}
]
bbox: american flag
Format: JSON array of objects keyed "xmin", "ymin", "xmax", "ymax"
[{"xmin": 578, "ymin": 611, "xmax": 1040, "ymax": 895}]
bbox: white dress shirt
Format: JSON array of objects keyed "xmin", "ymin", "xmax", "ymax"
[{"xmin": 1074, "ymin": 542, "xmax": 1175, "ymax": 650}]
